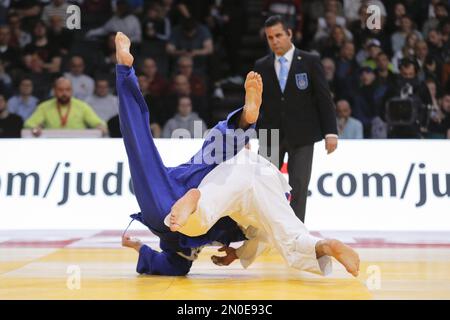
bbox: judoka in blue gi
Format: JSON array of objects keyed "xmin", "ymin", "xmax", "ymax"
[{"xmin": 115, "ymin": 32, "xmax": 262, "ymax": 276}]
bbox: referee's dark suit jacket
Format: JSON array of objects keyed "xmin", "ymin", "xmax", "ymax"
[{"xmin": 254, "ymin": 48, "xmax": 338, "ymax": 150}]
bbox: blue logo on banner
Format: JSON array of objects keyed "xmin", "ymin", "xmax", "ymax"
[{"xmin": 295, "ymin": 73, "xmax": 308, "ymax": 90}]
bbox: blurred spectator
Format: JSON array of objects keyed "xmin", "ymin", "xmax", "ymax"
[
  {"xmin": 41, "ymin": 0, "xmax": 69, "ymax": 26},
  {"xmin": 166, "ymin": 73, "xmax": 208, "ymax": 123},
  {"xmin": 7, "ymin": 12, "xmax": 32, "ymax": 49},
  {"xmin": 352, "ymin": 67, "xmax": 385, "ymax": 137},
  {"xmin": 85, "ymin": 78, "xmax": 118, "ymax": 122},
  {"xmin": 23, "ymin": 20, "xmax": 62, "ymax": 74},
  {"xmin": 24, "ymin": 77, "xmax": 106, "ymax": 136},
  {"xmin": 9, "ymin": 0, "xmax": 42, "ymax": 31},
  {"xmin": 375, "ymin": 52, "xmax": 396, "ymax": 88},
  {"xmin": 426, "ymin": 92, "xmax": 450, "ymax": 138},
  {"xmin": 26, "ymin": 53, "xmax": 54, "ymax": 101},
  {"xmin": 314, "ymin": 10, "xmax": 352, "ymax": 43},
  {"xmin": 142, "ymin": 1, "xmax": 171, "ymax": 43},
  {"xmin": 385, "ymin": 2, "xmax": 407, "ymax": 34},
  {"xmin": 334, "ymin": 40, "xmax": 359, "ymax": 101},
  {"xmin": 86, "ymin": 0, "xmax": 142, "ymax": 44},
  {"xmin": 136, "ymin": 73, "xmax": 166, "ymax": 131},
  {"xmin": 166, "ymin": 18, "xmax": 213, "ymax": 74},
  {"xmin": 0, "ymin": 61, "xmax": 13, "ymax": 97},
  {"xmin": 64, "ymin": 56, "xmax": 95, "ymax": 101},
  {"xmin": 0, "ymin": 93, "xmax": 23, "ymax": 138},
  {"xmin": 140, "ymin": 57, "xmax": 168, "ymax": 98},
  {"xmin": 320, "ymin": 25, "xmax": 350, "ymax": 59},
  {"xmin": 208, "ymin": 0, "xmax": 246, "ymax": 77},
  {"xmin": 321, "ymin": 57, "xmax": 337, "ymax": 98},
  {"xmin": 392, "ymin": 32, "xmax": 420, "ymax": 72},
  {"xmin": 80, "ymin": 0, "xmax": 112, "ymax": 29},
  {"xmin": 162, "ymin": 96, "xmax": 206, "ymax": 138},
  {"xmin": 0, "ymin": 25, "xmax": 21, "ymax": 73},
  {"xmin": 391, "ymin": 15, "xmax": 422, "ymax": 54},
  {"xmin": 361, "ymin": 39, "xmax": 383, "ymax": 70},
  {"xmin": 47, "ymin": 15, "xmax": 73, "ymax": 56},
  {"xmin": 7, "ymin": 77, "xmax": 39, "ymax": 121},
  {"xmin": 175, "ymin": 55, "xmax": 206, "ymax": 97},
  {"xmin": 336, "ymin": 99, "xmax": 363, "ymax": 139},
  {"xmin": 422, "ymin": 1, "xmax": 448, "ymax": 36}
]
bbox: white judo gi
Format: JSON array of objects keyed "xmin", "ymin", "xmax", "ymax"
[{"xmin": 173, "ymin": 148, "xmax": 333, "ymax": 276}]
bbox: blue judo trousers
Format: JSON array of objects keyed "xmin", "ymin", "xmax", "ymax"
[{"xmin": 116, "ymin": 65, "xmax": 255, "ymax": 275}]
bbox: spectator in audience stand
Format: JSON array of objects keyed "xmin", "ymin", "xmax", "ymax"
[
  {"xmin": 85, "ymin": 78, "xmax": 119, "ymax": 123},
  {"xmin": 207, "ymin": 0, "xmax": 246, "ymax": 80},
  {"xmin": 162, "ymin": 95, "xmax": 207, "ymax": 139},
  {"xmin": 26, "ymin": 53, "xmax": 54, "ymax": 101},
  {"xmin": 47, "ymin": 15, "xmax": 73, "ymax": 57},
  {"xmin": 320, "ymin": 25, "xmax": 351, "ymax": 60},
  {"xmin": 0, "ymin": 93, "xmax": 23, "ymax": 138},
  {"xmin": 166, "ymin": 17, "xmax": 213, "ymax": 75},
  {"xmin": 360, "ymin": 39, "xmax": 385, "ymax": 70},
  {"xmin": 392, "ymin": 31, "xmax": 420, "ymax": 73},
  {"xmin": 334, "ymin": 40, "xmax": 359, "ymax": 102},
  {"xmin": 414, "ymin": 40, "xmax": 432, "ymax": 82},
  {"xmin": 426, "ymin": 91, "xmax": 450, "ymax": 138},
  {"xmin": 385, "ymin": 2, "xmax": 407, "ymax": 35},
  {"xmin": 321, "ymin": 57, "xmax": 337, "ymax": 98},
  {"xmin": 175, "ymin": 55, "xmax": 206, "ymax": 98},
  {"xmin": 140, "ymin": 57, "xmax": 168, "ymax": 99},
  {"xmin": 384, "ymin": 58, "xmax": 430, "ymax": 138},
  {"xmin": 7, "ymin": 12, "xmax": 32, "ymax": 49},
  {"xmin": 0, "ymin": 25, "xmax": 22, "ymax": 75},
  {"xmin": 391, "ymin": 15, "xmax": 422, "ymax": 54},
  {"xmin": 0, "ymin": 60, "xmax": 13, "ymax": 97},
  {"xmin": 336, "ymin": 99, "xmax": 364, "ymax": 139},
  {"xmin": 375, "ymin": 52, "xmax": 396, "ymax": 89},
  {"xmin": 166, "ymin": 73, "xmax": 209, "ymax": 125},
  {"xmin": 24, "ymin": 77, "xmax": 107, "ymax": 136},
  {"xmin": 23, "ymin": 20, "xmax": 62, "ymax": 75},
  {"xmin": 85, "ymin": 0, "xmax": 142, "ymax": 44},
  {"xmin": 98, "ymin": 32, "xmax": 118, "ymax": 82},
  {"xmin": 41, "ymin": 0, "xmax": 69, "ymax": 26},
  {"xmin": 7, "ymin": 77, "xmax": 39, "ymax": 121},
  {"xmin": 141, "ymin": 1, "xmax": 171, "ymax": 45},
  {"xmin": 9, "ymin": 0, "xmax": 43, "ymax": 31},
  {"xmin": 352, "ymin": 67, "xmax": 386, "ymax": 138},
  {"xmin": 426, "ymin": 29, "xmax": 448, "ymax": 67},
  {"xmin": 80, "ymin": 0, "xmax": 112, "ymax": 29},
  {"xmin": 422, "ymin": 1, "xmax": 448, "ymax": 37},
  {"xmin": 135, "ymin": 73, "xmax": 163, "ymax": 138},
  {"xmin": 314, "ymin": 10, "xmax": 352, "ymax": 44},
  {"xmin": 63, "ymin": 56, "xmax": 95, "ymax": 101}
]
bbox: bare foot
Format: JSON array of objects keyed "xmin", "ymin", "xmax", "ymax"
[
  {"xmin": 316, "ymin": 239, "xmax": 360, "ymax": 277},
  {"xmin": 242, "ymin": 71, "xmax": 263, "ymax": 124},
  {"xmin": 115, "ymin": 32, "xmax": 134, "ymax": 67},
  {"xmin": 168, "ymin": 188, "xmax": 201, "ymax": 232}
]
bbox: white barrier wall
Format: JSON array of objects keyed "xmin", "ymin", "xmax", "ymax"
[{"xmin": 0, "ymin": 139, "xmax": 449, "ymax": 230}]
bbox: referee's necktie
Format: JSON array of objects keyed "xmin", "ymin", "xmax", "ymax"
[{"xmin": 278, "ymin": 56, "xmax": 288, "ymax": 93}]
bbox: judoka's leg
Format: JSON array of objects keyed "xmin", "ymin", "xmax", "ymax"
[
  {"xmin": 122, "ymin": 235, "xmax": 192, "ymax": 276},
  {"xmin": 189, "ymin": 71, "xmax": 262, "ymax": 167},
  {"xmin": 116, "ymin": 32, "xmax": 176, "ymax": 226}
]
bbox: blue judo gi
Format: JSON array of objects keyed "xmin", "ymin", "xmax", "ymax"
[{"xmin": 116, "ymin": 65, "xmax": 255, "ymax": 276}]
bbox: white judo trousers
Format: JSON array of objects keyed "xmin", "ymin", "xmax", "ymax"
[{"xmin": 179, "ymin": 148, "xmax": 332, "ymax": 275}]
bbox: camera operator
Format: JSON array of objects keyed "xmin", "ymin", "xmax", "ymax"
[{"xmin": 384, "ymin": 58, "xmax": 430, "ymax": 138}]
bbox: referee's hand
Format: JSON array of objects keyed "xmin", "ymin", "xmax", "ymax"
[{"xmin": 325, "ymin": 136, "xmax": 338, "ymax": 154}]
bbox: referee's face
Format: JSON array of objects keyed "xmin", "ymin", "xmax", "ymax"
[{"xmin": 265, "ymin": 23, "xmax": 292, "ymax": 56}]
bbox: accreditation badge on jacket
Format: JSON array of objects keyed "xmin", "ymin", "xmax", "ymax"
[{"xmin": 295, "ymin": 73, "xmax": 309, "ymax": 90}]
